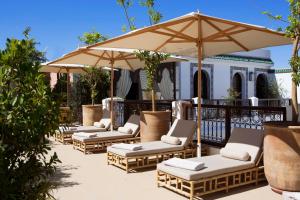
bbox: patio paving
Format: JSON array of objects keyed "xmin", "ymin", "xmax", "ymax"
[{"xmin": 50, "ymin": 138, "xmax": 282, "ymax": 200}]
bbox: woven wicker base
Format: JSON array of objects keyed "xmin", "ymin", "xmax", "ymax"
[
  {"xmin": 73, "ymin": 137, "xmax": 141, "ymax": 154},
  {"xmin": 55, "ymin": 131, "xmax": 73, "ymax": 144},
  {"xmin": 107, "ymin": 146, "xmax": 203, "ymax": 173},
  {"xmin": 156, "ymin": 153, "xmax": 265, "ymax": 200}
]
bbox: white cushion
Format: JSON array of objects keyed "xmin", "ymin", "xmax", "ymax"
[
  {"xmin": 93, "ymin": 122, "xmax": 105, "ymax": 128},
  {"xmin": 163, "ymin": 157, "xmax": 205, "ymax": 171},
  {"xmin": 220, "ymin": 148, "xmax": 250, "ymax": 161},
  {"xmin": 161, "ymin": 135, "xmax": 181, "ymax": 145},
  {"xmin": 118, "ymin": 126, "xmax": 133, "ymax": 134}
]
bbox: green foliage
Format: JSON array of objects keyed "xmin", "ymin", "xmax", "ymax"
[
  {"xmin": 52, "ymin": 74, "xmax": 68, "ymax": 105},
  {"xmin": 263, "ymin": 0, "xmax": 300, "ymax": 84},
  {"xmin": 117, "ymin": 0, "xmax": 137, "ymax": 31},
  {"xmin": 117, "ymin": 0, "xmax": 162, "ymax": 31},
  {"xmin": 224, "ymin": 88, "xmax": 240, "ymax": 100},
  {"xmin": 140, "ymin": 0, "xmax": 162, "ymax": 25},
  {"xmin": 80, "ymin": 66, "xmax": 110, "ymax": 105},
  {"xmin": 78, "ymin": 30, "xmax": 108, "ymax": 45},
  {"xmin": 0, "ymin": 30, "xmax": 60, "ymax": 199},
  {"xmin": 267, "ymin": 79, "xmax": 288, "ymax": 98},
  {"xmin": 135, "ymin": 50, "xmax": 169, "ymax": 91}
]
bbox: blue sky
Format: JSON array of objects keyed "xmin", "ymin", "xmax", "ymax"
[{"xmin": 0, "ymin": 0, "xmax": 291, "ymax": 68}]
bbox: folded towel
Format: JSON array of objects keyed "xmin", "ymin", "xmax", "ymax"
[
  {"xmin": 93, "ymin": 122, "xmax": 105, "ymax": 128},
  {"xmin": 161, "ymin": 135, "xmax": 181, "ymax": 145},
  {"xmin": 73, "ymin": 132, "xmax": 97, "ymax": 138},
  {"xmin": 111, "ymin": 143, "xmax": 142, "ymax": 151},
  {"xmin": 163, "ymin": 158, "xmax": 205, "ymax": 171},
  {"xmin": 282, "ymin": 191, "xmax": 300, "ymax": 200},
  {"xmin": 118, "ymin": 127, "xmax": 133, "ymax": 134},
  {"xmin": 220, "ymin": 148, "xmax": 250, "ymax": 161},
  {"xmin": 69, "ymin": 127, "xmax": 77, "ymax": 131}
]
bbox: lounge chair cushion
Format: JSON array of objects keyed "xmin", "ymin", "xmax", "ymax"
[
  {"xmin": 94, "ymin": 122, "xmax": 105, "ymax": 128},
  {"xmin": 225, "ymin": 128, "xmax": 264, "ymax": 163},
  {"xmin": 123, "ymin": 115, "xmax": 140, "ymax": 135},
  {"xmin": 72, "ymin": 131, "xmax": 132, "ymax": 142},
  {"xmin": 161, "ymin": 135, "xmax": 181, "ymax": 145},
  {"xmin": 163, "ymin": 157, "xmax": 205, "ymax": 171},
  {"xmin": 157, "ymin": 155, "xmax": 254, "ymax": 181},
  {"xmin": 107, "ymin": 141, "xmax": 184, "ymax": 157},
  {"xmin": 59, "ymin": 126, "xmax": 107, "ymax": 133},
  {"xmin": 167, "ymin": 119, "xmax": 196, "ymax": 147},
  {"xmin": 220, "ymin": 147, "xmax": 250, "ymax": 161},
  {"xmin": 111, "ymin": 143, "xmax": 142, "ymax": 151},
  {"xmin": 118, "ymin": 126, "xmax": 133, "ymax": 134},
  {"xmin": 73, "ymin": 132, "xmax": 97, "ymax": 138},
  {"xmin": 99, "ymin": 118, "xmax": 111, "ymax": 130}
]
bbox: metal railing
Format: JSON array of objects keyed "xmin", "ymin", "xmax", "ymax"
[{"xmin": 184, "ymin": 104, "xmax": 286, "ymax": 146}]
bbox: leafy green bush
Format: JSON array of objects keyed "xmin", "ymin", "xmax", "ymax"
[{"xmin": 0, "ymin": 29, "xmax": 60, "ymax": 200}]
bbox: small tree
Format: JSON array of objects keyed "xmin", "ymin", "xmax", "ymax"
[
  {"xmin": 78, "ymin": 30, "xmax": 108, "ymax": 45},
  {"xmin": 0, "ymin": 29, "xmax": 60, "ymax": 199},
  {"xmin": 80, "ymin": 66, "xmax": 105, "ymax": 105},
  {"xmin": 264, "ymin": 0, "xmax": 300, "ymax": 122},
  {"xmin": 135, "ymin": 50, "xmax": 169, "ymax": 111}
]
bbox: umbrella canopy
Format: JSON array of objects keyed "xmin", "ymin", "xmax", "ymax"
[
  {"xmin": 87, "ymin": 12, "xmax": 291, "ymax": 56},
  {"xmin": 40, "ymin": 63, "xmax": 87, "ymax": 74},
  {"xmin": 86, "ymin": 12, "xmax": 292, "ymax": 156},
  {"xmin": 48, "ymin": 47, "xmax": 183, "ymax": 70},
  {"xmin": 48, "ymin": 47, "xmax": 185, "ymax": 131}
]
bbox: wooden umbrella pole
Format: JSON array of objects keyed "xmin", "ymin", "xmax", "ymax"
[
  {"xmin": 66, "ymin": 68, "xmax": 70, "ymax": 107},
  {"xmin": 197, "ymin": 17, "xmax": 203, "ymax": 157},
  {"xmin": 110, "ymin": 61, "xmax": 115, "ymax": 131}
]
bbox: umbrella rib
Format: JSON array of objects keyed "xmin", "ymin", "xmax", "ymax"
[
  {"xmin": 94, "ymin": 51, "xmax": 107, "ymax": 66},
  {"xmin": 202, "ymin": 26, "xmax": 240, "ymax": 41},
  {"xmin": 151, "ymin": 30, "xmax": 195, "ymax": 41},
  {"xmin": 162, "ymin": 26, "xmax": 197, "ymax": 42},
  {"xmin": 123, "ymin": 58, "xmax": 134, "ymax": 71},
  {"xmin": 203, "ymin": 19, "xmax": 249, "ymax": 51},
  {"xmin": 155, "ymin": 19, "xmax": 195, "ymax": 51},
  {"xmin": 82, "ymin": 51, "xmax": 111, "ymax": 61}
]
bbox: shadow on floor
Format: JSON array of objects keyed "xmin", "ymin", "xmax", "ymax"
[{"xmin": 52, "ymin": 165, "xmax": 80, "ymax": 188}]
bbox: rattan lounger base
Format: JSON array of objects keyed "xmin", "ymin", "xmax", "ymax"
[
  {"xmin": 55, "ymin": 131, "xmax": 73, "ymax": 144},
  {"xmin": 156, "ymin": 154, "xmax": 265, "ymax": 200},
  {"xmin": 107, "ymin": 145, "xmax": 204, "ymax": 173},
  {"xmin": 73, "ymin": 137, "xmax": 140, "ymax": 154}
]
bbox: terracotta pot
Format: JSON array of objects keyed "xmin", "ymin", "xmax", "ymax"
[
  {"xmin": 264, "ymin": 122, "xmax": 300, "ymax": 192},
  {"xmin": 140, "ymin": 111, "xmax": 171, "ymax": 142},
  {"xmin": 82, "ymin": 104, "xmax": 102, "ymax": 126}
]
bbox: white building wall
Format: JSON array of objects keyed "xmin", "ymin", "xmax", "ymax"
[
  {"xmin": 275, "ymin": 72, "xmax": 300, "ymax": 99},
  {"xmin": 178, "ymin": 49, "xmax": 273, "ymax": 100}
]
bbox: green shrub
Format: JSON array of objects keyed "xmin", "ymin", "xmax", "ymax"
[{"xmin": 0, "ymin": 29, "xmax": 60, "ymax": 200}]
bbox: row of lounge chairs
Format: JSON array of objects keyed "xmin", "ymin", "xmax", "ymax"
[{"xmin": 55, "ymin": 113, "xmax": 265, "ymax": 200}]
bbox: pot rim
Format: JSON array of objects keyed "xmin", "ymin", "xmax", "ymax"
[{"xmin": 141, "ymin": 110, "xmax": 171, "ymax": 114}]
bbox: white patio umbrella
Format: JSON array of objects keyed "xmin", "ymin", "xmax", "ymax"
[
  {"xmin": 40, "ymin": 63, "xmax": 88, "ymax": 106},
  {"xmin": 86, "ymin": 12, "xmax": 292, "ymax": 156},
  {"xmin": 48, "ymin": 47, "xmax": 184, "ymax": 131}
]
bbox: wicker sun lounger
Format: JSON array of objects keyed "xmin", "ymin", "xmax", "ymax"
[
  {"xmin": 156, "ymin": 128, "xmax": 265, "ymax": 200},
  {"xmin": 55, "ymin": 111, "xmax": 112, "ymax": 144},
  {"xmin": 107, "ymin": 119, "xmax": 197, "ymax": 173},
  {"xmin": 72, "ymin": 115, "xmax": 140, "ymax": 154}
]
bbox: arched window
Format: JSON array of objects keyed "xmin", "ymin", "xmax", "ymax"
[
  {"xmin": 256, "ymin": 73, "xmax": 268, "ymax": 99},
  {"xmin": 193, "ymin": 70, "xmax": 210, "ymax": 99},
  {"xmin": 232, "ymin": 73, "xmax": 243, "ymax": 99}
]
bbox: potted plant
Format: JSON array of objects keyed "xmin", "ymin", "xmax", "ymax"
[
  {"xmin": 263, "ymin": 1, "xmax": 300, "ymax": 193},
  {"xmin": 81, "ymin": 66, "xmax": 104, "ymax": 126},
  {"xmin": 135, "ymin": 50, "xmax": 171, "ymax": 142}
]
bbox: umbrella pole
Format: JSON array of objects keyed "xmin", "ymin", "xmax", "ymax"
[
  {"xmin": 110, "ymin": 61, "xmax": 115, "ymax": 132},
  {"xmin": 197, "ymin": 44, "xmax": 203, "ymax": 157},
  {"xmin": 66, "ymin": 68, "xmax": 70, "ymax": 107}
]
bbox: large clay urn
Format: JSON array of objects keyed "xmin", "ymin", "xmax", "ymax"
[
  {"xmin": 264, "ymin": 122, "xmax": 300, "ymax": 192},
  {"xmin": 140, "ymin": 111, "xmax": 171, "ymax": 142},
  {"xmin": 82, "ymin": 104, "xmax": 102, "ymax": 126}
]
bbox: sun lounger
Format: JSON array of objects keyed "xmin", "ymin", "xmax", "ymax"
[
  {"xmin": 55, "ymin": 110, "xmax": 112, "ymax": 144},
  {"xmin": 72, "ymin": 114, "xmax": 140, "ymax": 154},
  {"xmin": 107, "ymin": 119, "xmax": 197, "ymax": 172},
  {"xmin": 156, "ymin": 128, "xmax": 265, "ymax": 200}
]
